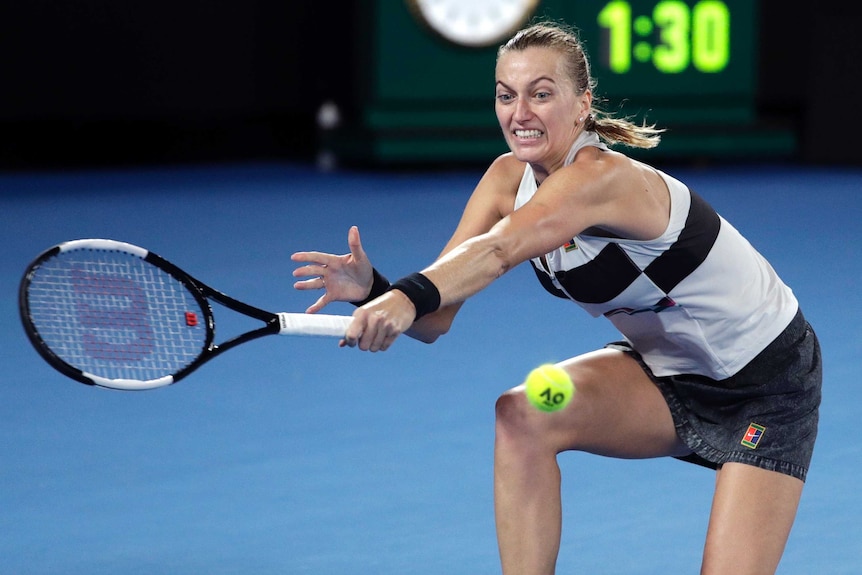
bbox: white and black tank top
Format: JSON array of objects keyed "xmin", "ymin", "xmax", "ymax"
[{"xmin": 515, "ymin": 131, "xmax": 798, "ymax": 379}]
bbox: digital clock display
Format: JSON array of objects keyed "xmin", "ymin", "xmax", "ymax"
[
  {"xmin": 567, "ymin": 0, "xmax": 756, "ymax": 118},
  {"xmin": 598, "ymin": 0, "xmax": 731, "ymax": 74}
]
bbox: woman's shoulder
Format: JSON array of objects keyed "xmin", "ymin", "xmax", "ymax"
[
  {"xmin": 546, "ymin": 146, "xmax": 628, "ymax": 196},
  {"xmin": 487, "ymin": 152, "xmax": 528, "ymax": 180},
  {"xmin": 476, "ymin": 152, "xmax": 530, "ymax": 199},
  {"xmin": 556, "ymin": 148, "xmax": 672, "ymax": 240},
  {"xmin": 558, "ymin": 146, "xmax": 663, "ymax": 191}
]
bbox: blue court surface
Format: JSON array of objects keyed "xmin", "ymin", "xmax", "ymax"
[{"xmin": 1, "ymin": 162, "xmax": 860, "ymax": 574}]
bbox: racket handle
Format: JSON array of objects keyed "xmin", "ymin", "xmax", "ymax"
[{"xmin": 277, "ymin": 313, "xmax": 352, "ymax": 337}]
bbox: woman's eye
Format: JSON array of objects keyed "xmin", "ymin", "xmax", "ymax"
[
  {"xmin": 496, "ymin": 94, "xmax": 514, "ymax": 103},
  {"xmin": 535, "ymin": 92, "xmax": 551, "ymax": 100}
]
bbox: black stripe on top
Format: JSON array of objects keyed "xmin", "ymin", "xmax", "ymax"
[
  {"xmin": 643, "ymin": 190, "xmax": 721, "ymax": 293},
  {"xmin": 530, "ymin": 188, "xmax": 721, "ymax": 304}
]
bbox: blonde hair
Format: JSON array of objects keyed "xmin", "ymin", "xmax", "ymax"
[{"xmin": 498, "ymin": 22, "xmax": 663, "ymax": 149}]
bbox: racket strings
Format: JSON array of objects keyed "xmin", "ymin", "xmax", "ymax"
[{"xmin": 25, "ymin": 250, "xmax": 208, "ymax": 381}]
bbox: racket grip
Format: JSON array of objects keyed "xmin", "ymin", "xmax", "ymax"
[{"xmin": 277, "ymin": 313, "xmax": 352, "ymax": 337}]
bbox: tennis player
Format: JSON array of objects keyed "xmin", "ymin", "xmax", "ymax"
[{"xmin": 292, "ymin": 22, "xmax": 821, "ymax": 575}]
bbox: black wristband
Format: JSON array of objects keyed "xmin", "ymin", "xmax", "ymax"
[
  {"xmin": 351, "ymin": 268, "xmax": 391, "ymax": 307},
  {"xmin": 389, "ymin": 272, "xmax": 441, "ymax": 321}
]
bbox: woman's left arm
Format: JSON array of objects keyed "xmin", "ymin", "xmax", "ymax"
[{"xmin": 343, "ymin": 161, "xmax": 610, "ymax": 351}]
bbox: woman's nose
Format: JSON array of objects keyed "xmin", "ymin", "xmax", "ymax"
[{"xmin": 513, "ymin": 98, "xmax": 533, "ymax": 122}]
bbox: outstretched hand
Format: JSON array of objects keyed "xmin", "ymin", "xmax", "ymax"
[{"xmin": 291, "ymin": 226, "xmax": 374, "ymax": 313}]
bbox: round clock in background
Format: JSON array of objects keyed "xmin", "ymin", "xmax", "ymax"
[{"xmin": 406, "ymin": 0, "xmax": 541, "ymax": 47}]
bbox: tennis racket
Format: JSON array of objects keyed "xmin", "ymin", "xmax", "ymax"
[{"xmin": 19, "ymin": 239, "xmax": 353, "ymax": 391}]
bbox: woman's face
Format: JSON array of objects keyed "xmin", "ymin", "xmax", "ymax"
[{"xmin": 495, "ymin": 47, "xmax": 591, "ymax": 175}]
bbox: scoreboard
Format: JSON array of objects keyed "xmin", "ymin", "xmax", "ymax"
[{"xmin": 330, "ymin": 0, "xmax": 794, "ymax": 165}]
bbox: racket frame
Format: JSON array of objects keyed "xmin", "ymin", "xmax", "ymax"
[{"xmin": 20, "ymin": 239, "xmax": 291, "ymax": 390}]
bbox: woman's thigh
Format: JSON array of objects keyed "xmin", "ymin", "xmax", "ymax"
[
  {"xmin": 702, "ymin": 462, "xmax": 804, "ymax": 574},
  {"xmin": 502, "ymin": 348, "xmax": 691, "ymax": 459}
]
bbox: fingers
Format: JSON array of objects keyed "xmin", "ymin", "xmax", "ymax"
[
  {"xmin": 292, "ymin": 277, "xmax": 326, "ymax": 292},
  {"xmin": 305, "ymin": 293, "xmax": 329, "ymax": 314},
  {"xmin": 290, "ymin": 252, "xmax": 334, "ymax": 264},
  {"xmin": 341, "ymin": 300, "xmax": 408, "ymax": 353},
  {"xmin": 291, "ymin": 262, "xmax": 328, "ymax": 279},
  {"xmin": 292, "ymin": 261, "xmax": 329, "ymax": 298},
  {"xmin": 291, "ymin": 259, "xmax": 329, "ymax": 292},
  {"xmin": 347, "ymin": 226, "xmax": 366, "ymax": 263},
  {"xmin": 294, "ymin": 226, "xmax": 376, "ymax": 320},
  {"xmin": 370, "ymin": 330, "xmax": 396, "ymax": 352},
  {"xmin": 342, "ymin": 310, "xmax": 364, "ymax": 349}
]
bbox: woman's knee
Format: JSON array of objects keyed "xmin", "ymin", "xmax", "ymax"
[
  {"xmin": 495, "ymin": 387, "xmax": 528, "ymax": 430},
  {"xmin": 495, "ymin": 385, "xmax": 559, "ymax": 444}
]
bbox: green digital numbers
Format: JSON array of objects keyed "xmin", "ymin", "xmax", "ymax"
[
  {"xmin": 653, "ymin": 1, "xmax": 690, "ymax": 73},
  {"xmin": 597, "ymin": 0, "xmax": 731, "ymax": 74},
  {"xmin": 691, "ymin": 1, "xmax": 730, "ymax": 72},
  {"xmin": 597, "ymin": 1, "xmax": 632, "ymax": 72}
]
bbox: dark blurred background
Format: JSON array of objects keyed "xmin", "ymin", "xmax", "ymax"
[{"xmin": 0, "ymin": 0, "xmax": 859, "ymax": 170}]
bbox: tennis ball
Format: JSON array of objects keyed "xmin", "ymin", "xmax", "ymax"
[{"xmin": 524, "ymin": 364, "xmax": 575, "ymax": 412}]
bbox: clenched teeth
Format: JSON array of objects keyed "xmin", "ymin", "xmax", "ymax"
[{"xmin": 514, "ymin": 129, "xmax": 543, "ymax": 138}]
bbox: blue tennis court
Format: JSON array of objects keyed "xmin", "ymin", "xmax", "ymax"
[{"xmin": 1, "ymin": 162, "xmax": 859, "ymax": 573}]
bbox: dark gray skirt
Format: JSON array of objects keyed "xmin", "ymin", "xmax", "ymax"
[{"xmin": 608, "ymin": 308, "xmax": 821, "ymax": 481}]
